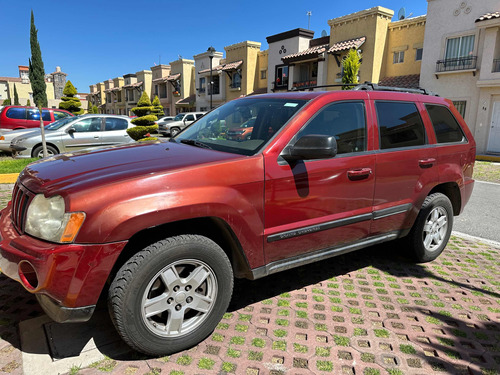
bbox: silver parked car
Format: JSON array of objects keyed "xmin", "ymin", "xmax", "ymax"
[
  {"xmin": 10, "ymin": 114, "xmax": 134, "ymax": 158},
  {"xmin": 159, "ymin": 112, "xmax": 205, "ymax": 137}
]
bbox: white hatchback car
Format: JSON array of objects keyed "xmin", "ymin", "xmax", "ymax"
[{"xmin": 10, "ymin": 114, "xmax": 134, "ymax": 158}]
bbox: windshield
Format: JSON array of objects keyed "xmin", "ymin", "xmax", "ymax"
[
  {"xmin": 174, "ymin": 113, "xmax": 185, "ymax": 121},
  {"xmin": 173, "ymin": 98, "xmax": 307, "ymax": 156},
  {"xmin": 45, "ymin": 116, "xmax": 79, "ymax": 130}
]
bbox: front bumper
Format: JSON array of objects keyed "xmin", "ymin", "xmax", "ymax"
[{"xmin": 0, "ymin": 204, "xmax": 127, "ymax": 322}]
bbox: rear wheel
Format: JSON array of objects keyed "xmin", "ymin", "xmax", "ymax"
[
  {"xmin": 406, "ymin": 193, "xmax": 453, "ymax": 262},
  {"xmin": 108, "ymin": 235, "xmax": 233, "ymax": 356},
  {"xmin": 32, "ymin": 144, "xmax": 58, "ymax": 158}
]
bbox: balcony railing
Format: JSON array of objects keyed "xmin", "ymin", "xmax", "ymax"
[
  {"xmin": 493, "ymin": 59, "xmax": 500, "ymax": 73},
  {"xmin": 293, "ymin": 80, "xmax": 317, "ymax": 88},
  {"xmin": 436, "ymin": 56, "xmax": 477, "ymax": 72}
]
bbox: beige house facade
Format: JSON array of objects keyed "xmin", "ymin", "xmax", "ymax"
[{"xmin": 420, "ymin": 0, "xmax": 500, "ymax": 155}]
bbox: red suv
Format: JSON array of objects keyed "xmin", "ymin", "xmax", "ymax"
[
  {"xmin": 0, "ymin": 85, "xmax": 475, "ymax": 356},
  {"xmin": 0, "ymin": 105, "xmax": 74, "ymax": 131}
]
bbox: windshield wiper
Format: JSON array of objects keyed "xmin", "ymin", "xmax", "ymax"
[{"xmin": 179, "ymin": 139, "xmax": 212, "ymax": 149}]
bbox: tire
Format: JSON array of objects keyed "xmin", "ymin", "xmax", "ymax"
[
  {"xmin": 32, "ymin": 144, "xmax": 58, "ymax": 158},
  {"xmin": 170, "ymin": 127, "xmax": 180, "ymax": 137},
  {"xmin": 406, "ymin": 193, "xmax": 453, "ymax": 263},
  {"xmin": 108, "ymin": 235, "xmax": 233, "ymax": 356}
]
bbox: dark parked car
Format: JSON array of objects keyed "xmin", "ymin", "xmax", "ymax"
[{"xmin": 0, "ymin": 85, "xmax": 475, "ymax": 356}]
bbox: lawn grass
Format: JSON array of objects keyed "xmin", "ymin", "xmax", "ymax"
[
  {"xmin": 474, "ymin": 161, "xmax": 500, "ymax": 183},
  {"xmin": 0, "ymin": 158, "xmax": 37, "ymax": 173}
]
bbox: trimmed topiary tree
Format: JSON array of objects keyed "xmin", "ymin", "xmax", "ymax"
[
  {"xmin": 59, "ymin": 80, "xmax": 84, "ymax": 115},
  {"xmin": 87, "ymin": 99, "xmax": 92, "ymax": 113},
  {"xmin": 26, "ymin": 99, "xmax": 31, "ymax": 106},
  {"xmin": 342, "ymin": 48, "xmax": 362, "ymax": 90},
  {"xmin": 127, "ymin": 91, "xmax": 158, "ymax": 141},
  {"xmin": 151, "ymin": 95, "xmax": 164, "ymax": 119},
  {"xmin": 92, "ymin": 105, "xmax": 98, "ymax": 114}
]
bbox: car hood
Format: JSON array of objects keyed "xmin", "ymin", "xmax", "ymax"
[{"xmin": 19, "ymin": 141, "xmax": 241, "ymax": 194}]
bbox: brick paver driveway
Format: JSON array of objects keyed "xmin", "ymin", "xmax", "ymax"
[{"xmin": 0, "ymin": 188, "xmax": 498, "ymax": 375}]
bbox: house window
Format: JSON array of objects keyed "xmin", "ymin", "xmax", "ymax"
[
  {"xmin": 154, "ymin": 85, "xmax": 159, "ymax": 96},
  {"xmin": 199, "ymin": 77, "xmax": 206, "ymax": 93},
  {"xmin": 260, "ymin": 70, "xmax": 267, "ymax": 80},
  {"xmin": 231, "ymin": 71, "xmax": 241, "ymax": 89},
  {"xmin": 160, "ymin": 84, "xmax": 167, "ymax": 98},
  {"xmin": 117, "ymin": 92, "xmax": 122, "ymax": 102},
  {"xmin": 415, "ymin": 48, "xmax": 423, "ymax": 61},
  {"xmin": 393, "ymin": 51, "xmax": 404, "ymax": 64},
  {"xmin": 275, "ymin": 65, "xmax": 289, "ymax": 88},
  {"xmin": 445, "ymin": 35, "xmax": 475, "ymax": 60},
  {"xmin": 452, "ymin": 100, "xmax": 467, "ymax": 119}
]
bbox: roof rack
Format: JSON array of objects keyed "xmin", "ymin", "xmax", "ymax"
[{"xmin": 287, "ymin": 82, "xmax": 439, "ymax": 96}]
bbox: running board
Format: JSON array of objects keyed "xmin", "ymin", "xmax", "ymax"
[{"xmin": 250, "ymin": 232, "xmax": 399, "ymax": 280}]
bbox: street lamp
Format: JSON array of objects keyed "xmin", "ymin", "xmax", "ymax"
[{"xmin": 207, "ymin": 46, "xmax": 215, "ymax": 110}]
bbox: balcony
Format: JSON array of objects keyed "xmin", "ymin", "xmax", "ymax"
[
  {"xmin": 292, "ymin": 80, "xmax": 317, "ymax": 89},
  {"xmin": 436, "ymin": 56, "xmax": 477, "ymax": 73},
  {"xmin": 493, "ymin": 59, "xmax": 500, "ymax": 73}
]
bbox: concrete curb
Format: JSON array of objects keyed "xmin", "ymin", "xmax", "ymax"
[
  {"xmin": 0, "ymin": 173, "xmax": 18, "ymax": 184},
  {"xmin": 476, "ymin": 154, "xmax": 500, "ymax": 162}
]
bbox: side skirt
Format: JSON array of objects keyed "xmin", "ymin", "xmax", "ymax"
[{"xmin": 250, "ymin": 232, "xmax": 399, "ymax": 280}]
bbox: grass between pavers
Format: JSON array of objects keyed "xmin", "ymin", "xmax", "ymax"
[
  {"xmin": 0, "ymin": 158, "xmax": 37, "ymax": 173},
  {"xmin": 474, "ymin": 161, "xmax": 500, "ymax": 183}
]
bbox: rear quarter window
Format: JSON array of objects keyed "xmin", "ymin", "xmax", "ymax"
[
  {"xmin": 54, "ymin": 110, "xmax": 71, "ymax": 120},
  {"xmin": 375, "ymin": 101, "xmax": 426, "ymax": 149},
  {"xmin": 6, "ymin": 108, "xmax": 26, "ymax": 120},
  {"xmin": 105, "ymin": 118, "xmax": 128, "ymax": 131},
  {"xmin": 425, "ymin": 104, "xmax": 465, "ymax": 144}
]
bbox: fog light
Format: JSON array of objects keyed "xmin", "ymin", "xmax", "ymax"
[{"xmin": 18, "ymin": 261, "xmax": 38, "ymax": 290}]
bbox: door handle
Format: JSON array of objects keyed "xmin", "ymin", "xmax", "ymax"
[
  {"xmin": 347, "ymin": 168, "xmax": 372, "ymax": 181},
  {"xmin": 419, "ymin": 158, "xmax": 436, "ymax": 168},
  {"xmin": 94, "ymin": 136, "xmax": 100, "ymax": 139}
]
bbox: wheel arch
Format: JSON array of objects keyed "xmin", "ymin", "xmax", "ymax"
[
  {"xmin": 107, "ymin": 216, "xmax": 252, "ymax": 288},
  {"xmin": 428, "ymin": 182, "xmax": 461, "ymax": 215}
]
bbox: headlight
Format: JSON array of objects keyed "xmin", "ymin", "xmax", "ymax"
[
  {"xmin": 12, "ymin": 137, "xmax": 27, "ymax": 145},
  {"xmin": 25, "ymin": 194, "xmax": 85, "ymax": 243}
]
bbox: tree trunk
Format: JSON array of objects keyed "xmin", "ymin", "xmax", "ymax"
[{"xmin": 39, "ymin": 106, "xmax": 47, "ymax": 158}]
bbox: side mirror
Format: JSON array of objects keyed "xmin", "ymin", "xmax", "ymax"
[
  {"xmin": 67, "ymin": 127, "xmax": 76, "ymax": 134},
  {"xmin": 282, "ymin": 134, "xmax": 337, "ymax": 162}
]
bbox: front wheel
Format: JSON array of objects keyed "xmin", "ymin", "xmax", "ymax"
[
  {"xmin": 32, "ymin": 144, "xmax": 58, "ymax": 158},
  {"xmin": 406, "ymin": 193, "xmax": 453, "ymax": 263},
  {"xmin": 108, "ymin": 235, "xmax": 233, "ymax": 356},
  {"xmin": 170, "ymin": 127, "xmax": 180, "ymax": 137}
]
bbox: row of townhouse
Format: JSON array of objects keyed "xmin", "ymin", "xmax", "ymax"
[{"xmin": 88, "ymin": 0, "xmax": 500, "ymax": 155}]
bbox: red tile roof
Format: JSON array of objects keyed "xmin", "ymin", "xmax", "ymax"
[
  {"xmin": 282, "ymin": 44, "xmax": 329, "ymax": 63},
  {"xmin": 0, "ymin": 77, "xmax": 22, "ymax": 82},
  {"xmin": 476, "ymin": 12, "xmax": 500, "ymax": 22},
  {"xmin": 199, "ymin": 60, "xmax": 243, "ymax": 74},
  {"xmin": 167, "ymin": 73, "xmax": 181, "ymax": 81},
  {"xmin": 378, "ymin": 74, "xmax": 421, "ymax": 89},
  {"xmin": 221, "ymin": 60, "xmax": 243, "ymax": 71},
  {"xmin": 175, "ymin": 94, "xmax": 196, "ymax": 106},
  {"xmin": 152, "ymin": 77, "xmax": 169, "ymax": 83},
  {"xmin": 122, "ymin": 81, "xmax": 143, "ymax": 89},
  {"xmin": 328, "ymin": 36, "xmax": 366, "ymax": 53}
]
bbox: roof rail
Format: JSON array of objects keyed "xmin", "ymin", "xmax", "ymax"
[
  {"xmin": 287, "ymin": 82, "xmax": 439, "ymax": 96},
  {"xmin": 353, "ymin": 82, "xmax": 439, "ymax": 96}
]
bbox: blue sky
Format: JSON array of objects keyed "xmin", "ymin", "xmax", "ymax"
[{"xmin": 1, "ymin": 0, "xmax": 428, "ymax": 94}]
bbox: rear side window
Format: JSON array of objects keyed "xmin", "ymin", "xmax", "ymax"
[
  {"xmin": 6, "ymin": 108, "xmax": 26, "ymax": 120},
  {"xmin": 425, "ymin": 104, "xmax": 465, "ymax": 144},
  {"xmin": 27, "ymin": 109, "xmax": 51, "ymax": 121},
  {"xmin": 105, "ymin": 118, "xmax": 128, "ymax": 131},
  {"xmin": 296, "ymin": 101, "xmax": 366, "ymax": 154},
  {"xmin": 54, "ymin": 110, "xmax": 70, "ymax": 120},
  {"xmin": 185, "ymin": 114, "xmax": 195, "ymax": 121},
  {"xmin": 375, "ymin": 101, "xmax": 426, "ymax": 149}
]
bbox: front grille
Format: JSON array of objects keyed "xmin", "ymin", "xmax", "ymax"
[{"xmin": 11, "ymin": 183, "xmax": 34, "ymax": 233}]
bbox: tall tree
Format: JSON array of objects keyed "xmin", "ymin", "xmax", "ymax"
[
  {"xmin": 342, "ymin": 49, "xmax": 362, "ymax": 90},
  {"xmin": 59, "ymin": 80, "xmax": 84, "ymax": 115},
  {"xmin": 13, "ymin": 84, "xmax": 20, "ymax": 105},
  {"xmin": 28, "ymin": 10, "xmax": 47, "ymax": 107}
]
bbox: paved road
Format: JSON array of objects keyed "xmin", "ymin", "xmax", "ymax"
[{"xmin": 454, "ymin": 180, "xmax": 500, "ymax": 243}]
